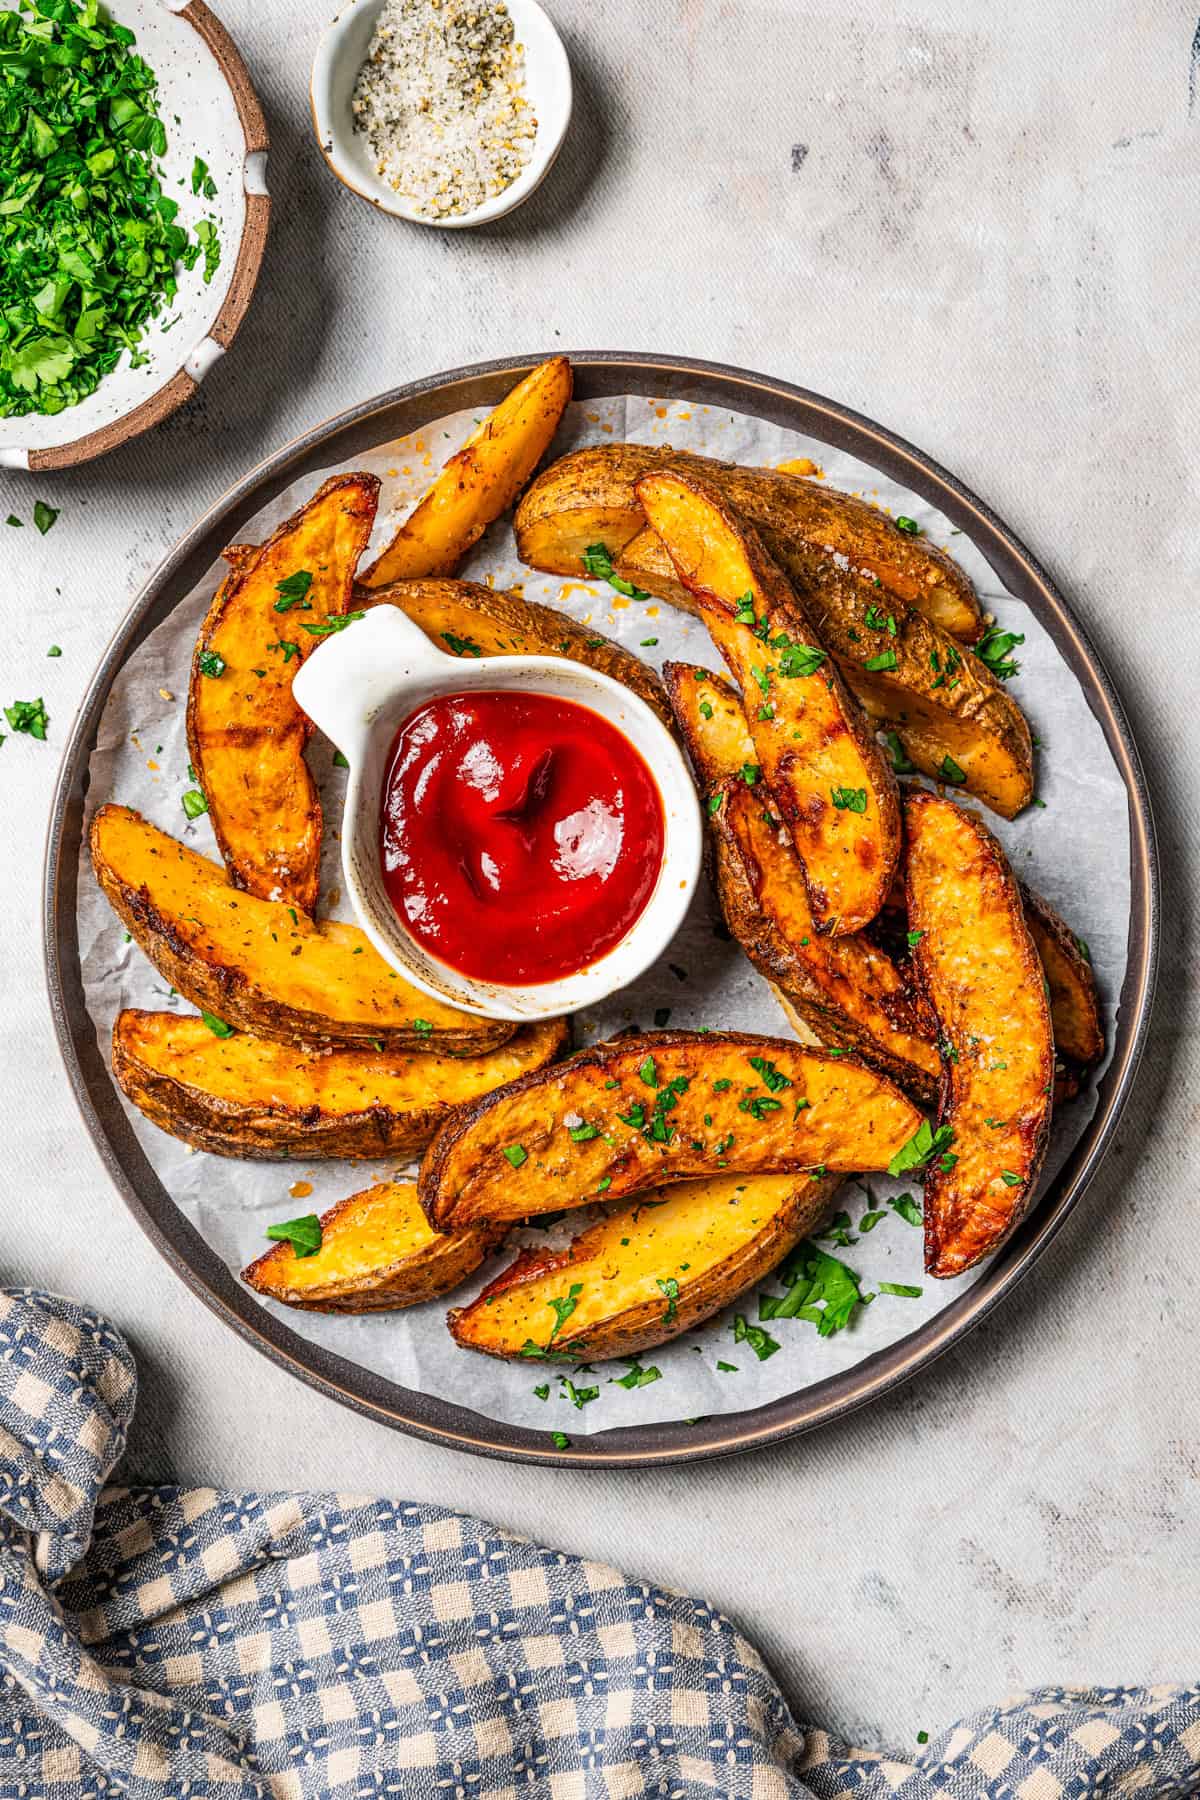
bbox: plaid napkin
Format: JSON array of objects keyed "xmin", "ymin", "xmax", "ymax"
[{"xmin": 0, "ymin": 1289, "xmax": 1194, "ymax": 1799}]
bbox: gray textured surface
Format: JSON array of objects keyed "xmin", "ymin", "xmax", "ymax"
[{"xmin": 2, "ymin": 0, "xmax": 1195, "ymax": 1752}]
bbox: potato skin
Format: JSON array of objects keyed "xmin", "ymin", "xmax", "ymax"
[
  {"xmin": 516, "ymin": 442, "xmax": 981, "ymax": 641},
  {"xmin": 638, "ymin": 469, "xmax": 901, "ymax": 935},
  {"xmin": 361, "ymin": 357, "xmax": 572, "ymax": 586},
  {"xmin": 905, "ymin": 792, "xmax": 1053, "ymax": 1277},
  {"xmin": 187, "ymin": 472, "xmax": 380, "ymax": 914},
  {"xmin": 449, "ymin": 1171, "xmax": 844, "ymax": 1361},
  {"xmin": 418, "ymin": 1030, "xmax": 923, "ymax": 1231},
  {"xmin": 242, "ymin": 1181, "xmax": 497, "ymax": 1313},
  {"xmin": 519, "ymin": 445, "xmax": 1032, "ymax": 818},
  {"xmin": 1019, "ymin": 883, "xmax": 1104, "ymax": 1078},
  {"xmin": 112, "ymin": 1010, "xmax": 567, "ymax": 1160},
  {"xmin": 358, "ymin": 576, "xmax": 674, "ymax": 730},
  {"xmin": 90, "ymin": 805, "xmax": 513, "ymax": 1055}
]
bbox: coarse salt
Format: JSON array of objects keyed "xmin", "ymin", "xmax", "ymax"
[{"xmin": 351, "ymin": 0, "xmax": 537, "ymax": 220}]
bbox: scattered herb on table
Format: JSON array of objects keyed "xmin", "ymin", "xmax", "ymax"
[
  {"xmin": 4, "ymin": 697, "xmax": 48, "ymax": 739},
  {"xmin": 880, "ymin": 1281, "xmax": 922, "ymax": 1298},
  {"xmin": 190, "ymin": 155, "xmax": 217, "ymax": 200},
  {"xmin": 181, "ymin": 787, "xmax": 208, "ymax": 820},
  {"xmin": 33, "ymin": 500, "xmax": 58, "ymax": 534},
  {"xmin": 0, "ymin": 0, "xmax": 220, "ymax": 420},
  {"xmin": 732, "ymin": 1314, "xmax": 779, "ymax": 1361},
  {"xmin": 46, "ymin": 643, "xmax": 61, "ymax": 656},
  {"xmin": 759, "ymin": 1239, "xmax": 868, "ymax": 1336},
  {"xmin": 888, "ymin": 1192, "xmax": 923, "ymax": 1226},
  {"xmin": 973, "ymin": 623, "xmax": 1025, "ymax": 681},
  {"xmin": 894, "ymin": 515, "xmax": 921, "ymax": 534},
  {"xmin": 614, "ymin": 1362, "xmax": 661, "ymax": 1390}
]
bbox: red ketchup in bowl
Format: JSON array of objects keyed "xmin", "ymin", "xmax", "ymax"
[{"xmin": 379, "ymin": 690, "xmax": 665, "ymax": 986}]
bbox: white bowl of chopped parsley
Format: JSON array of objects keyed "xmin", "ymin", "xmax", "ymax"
[
  {"xmin": 0, "ymin": 0, "xmax": 269, "ymax": 470},
  {"xmin": 312, "ymin": 0, "xmax": 572, "ymax": 229}
]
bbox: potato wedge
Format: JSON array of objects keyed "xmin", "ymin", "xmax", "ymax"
[
  {"xmin": 91, "ymin": 805, "xmax": 513, "ymax": 1054},
  {"xmin": 187, "ymin": 473, "xmax": 380, "ymax": 914},
  {"xmin": 449, "ymin": 1169, "xmax": 843, "ymax": 1361},
  {"xmin": 515, "ymin": 442, "xmax": 981, "ymax": 640},
  {"xmin": 113, "ymin": 1010, "xmax": 566, "ymax": 1160},
  {"xmin": 360, "ymin": 576, "xmax": 673, "ymax": 729},
  {"xmin": 518, "ymin": 446, "xmax": 1033, "ymax": 816},
  {"xmin": 360, "ymin": 357, "xmax": 572, "ymax": 586},
  {"xmin": 904, "ymin": 792, "xmax": 1053, "ymax": 1277},
  {"xmin": 638, "ymin": 470, "xmax": 900, "ymax": 934},
  {"xmin": 418, "ymin": 1030, "xmax": 923, "ymax": 1231},
  {"xmin": 1019, "ymin": 885, "xmax": 1104, "ymax": 1069},
  {"xmin": 662, "ymin": 660, "xmax": 756, "ymax": 783},
  {"xmin": 242, "ymin": 1181, "xmax": 495, "ymax": 1313}
]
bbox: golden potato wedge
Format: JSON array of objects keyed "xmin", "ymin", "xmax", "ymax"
[
  {"xmin": 90, "ymin": 805, "xmax": 513, "ymax": 1055},
  {"xmin": 515, "ymin": 442, "xmax": 981, "ymax": 640},
  {"xmin": 113, "ymin": 1010, "xmax": 567, "ymax": 1160},
  {"xmin": 518, "ymin": 446, "xmax": 1033, "ymax": 816},
  {"xmin": 715, "ymin": 780, "xmax": 940, "ymax": 1105},
  {"xmin": 662, "ymin": 660, "xmax": 756, "ymax": 784},
  {"xmin": 360, "ymin": 357, "xmax": 572, "ymax": 586},
  {"xmin": 418, "ymin": 1030, "xmax": 923, "ymax": 1231},
  {"xmin": 638, "ymin": 470, "xmax": 900, "ymax": 935},
  {"xmin": 904, "ymin": 792, "xmax": 1053, "ymax": 1277},
  {"xmin": 187, "ymin": 473, "xmax": 380, "ymax": 914},
  {"xmin": 359, "ymin": 576, "xmax": 673, "ymax": 730},
  {"xmin": 449, "ymin": 1169, "xmax": 844, "ymax": 1361},
  {"xmin": 243, "ymin": 1181, "xmax": 496, "ymax": 1313},
  {"xmin": 1019, "ymin": 884, "xmax": 1104, "ymax": 1072}
]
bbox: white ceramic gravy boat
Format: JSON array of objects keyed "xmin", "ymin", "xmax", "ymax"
[{"xmin": 292, "ymin": 606, "xmax": 703, "ymax": 1022}]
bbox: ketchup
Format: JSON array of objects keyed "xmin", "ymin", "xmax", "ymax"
[{"xmin": 379, "ymin": 690, "xmax": 665, "ymax": 985}]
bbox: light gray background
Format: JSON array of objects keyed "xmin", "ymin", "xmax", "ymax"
[{"xmin": 2, "ymin": 0, "xmax": 1194, "ymax": 1752}]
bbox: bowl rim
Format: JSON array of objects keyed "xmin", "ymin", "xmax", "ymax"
[
  {"xmin": 2, "ymin": 0, "xmax": 270, "ymax": 473},
  {"xmin": 42, "ymin": 351, "xmax": 1160, "ymax": 1469},
  {"xmin": 309, "ymin": 0, "xmax": 573, "ymax": 230}
]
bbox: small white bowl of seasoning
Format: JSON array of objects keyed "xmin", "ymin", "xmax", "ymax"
[{"xmin": 311, "ymin": 0, "xmax": 572, "ymax": 228}]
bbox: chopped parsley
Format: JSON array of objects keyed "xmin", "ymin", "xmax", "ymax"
[
  {"xmin": 732, "ymin": 1314, "xmax": 779, "ymax": 1360},
  {"xmin": 501, "ymin": 1144, "xmax": 527, "ymax": 1168},
  {"xmin": 561, "ymin": 1377, "xmax": 599, "ymax": 1410},
  {"xmin": 748, "ymin": 1055, "xmax": 791, "ymax": 1092},
  {"xmin": 181, "ymin": 788, "xmax": 208, "ymax": 820},
  {"xmin": 882, "ymin": 729, "xmax": 915, "ymax": 774},
  {"xmin": 759, "ymin": 1240, "xmax": 867, "ymax": 1335},
  {"xmin": 273, "ymin": 570, "xmax": 313, "ymax": 611},
  {"xmin": 830, "ymin": 786, "xmax": 867, "ymax": 813},
  {"xmin": 551, "ymin": 1432, "xmax": 570, "ymax": 1449},
  {"xmin": 859, "ymin": 1210, "xmax": 887, "ymax": 1232},
  {"xmin": 1000, "ymin": 1170, "xmax": 1022, "ymax": 1186},
  {"xmin": 412, "ymin": 1019, "xmax": 433, "ymax": 1034},
  {"xmin": 906, "ymin": 928, "xmax": 924, "ymax": 947},
  {"xmin": 581, "ymin": 542, "xmax": 650, "ymax": 601},
  {"xmin": 614, "ymin": 1362, "xmax": 662, "ymax": 1389},
  {"xmin": 887, "ymin": 1120, "xmax": 957, "ymax": 1178},
  {"xmin": 656, "ymin": 1277, "xmax": 680, "ymax": 1323},
  {"xmin": 301, "ymin": 611, "xmax": 365, "ymax": 637},
  {"xmin": 442, "ymin": 630, "xmax": 483, "ymax": 658},
  {"xmin": 46, "ymin": 643, "xmax": 61, "ymax": 657},
  {"xmin": 200, "ymin": 1011, "xmax": 233, "ymax": 1037},
  {"xmin": 568, "ymin": 1122, "xmax": 599, "ymax": 1143},
  {"xmin": 4, "ymin": 696, "xmax": 48, "ymax": 739},
  {"xmin": 889, "ymin": 1192, "xmax": 923, "ymax": 1226},
  {"xmin": 638, "ymin": 1055, "xmax": 658, "ymax": 1087},
  {"xmin": 533, "ymin": 1383, "xmax": 550, "ymax": 1401},
  {"xmin": 776, "ymin": 641, "xmax": 826, "ymax": 678},
  {"xmin": 197, "ymin": 650, "xmax": 226, "ymax": 679},
  {"xmin": 739, "ymin": 1093, "xmax": 783, "ymax": 1120},
  {"xmin": 880, "ymin": 1281, "xmax": 922, "ymax": 1298},
  {"xmin": 707, "ymin": 792, "xmax": 725, "ymax": 816},
  {"xmin": 894, "ymin": 515, "xmax": 921, "ymax": 535},
  {"xmin": 190, "ymin": 155, "xmax": 217, "ymax": 200},
  {"xmin": 740, "ymin": 763, "xmax": 761, "ymax": 786},
  {"xmin": 938, "ymin": 754, "xmax": 967, "ymax": 785},
  {"xmin": 269, "ymin": 640, "xmax": 300, "ymax": 664},
  {"xmin": 546, "ymin": 1283, "xmax": 582, "ymax": 1344},
  {"xmin": 863, "ymin": 649, "xmax": 898, "ymax": 673},
  {"xmin": 0, "ymin": 1, "xmax": 220, "ymax": 421},
  {"xmin": 973, "ymin": 623, "xmax": 1025, "ymax": 681},
  {"xmin": 699, "ymin": 699, "xmax": 714, "ymax": 720},
  {"xmin": 265, "ymin": 1213, "xmax": 322, "ymax": 1258},
  {"xmin": 33, "ymin": 499, "xmax": 58, "ymax": 534},
  {"xmin": 332, "ymin": 750, "xmax": 350, "ymax": 769}
]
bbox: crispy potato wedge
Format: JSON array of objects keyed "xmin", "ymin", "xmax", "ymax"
[
  {"xmin": 187, "ymin": 473, "xmax": 380, "ymax": 913},
  {"xmin": 449, "ymin": 1169, "xmax": 843, "ymax": 1361},
  {"xmin": 905, "ymin": 792, "xmax": 1053, "ymax": 1277},
  {"xmin": 360, "ymin": 357, "xmax": 572, "ymax": 586},
  {"xmin": 113, "ymin": 1010, "xmax": 567, "ymax": 1160},
  {"xmin": 360, "ymin": 576, "xmax": 673, "ymax": 729},
  {"xmin": 91, "ymin": 805, "xmax": 513, "ymax": 1054},
  {"xmin": 714, "ymin": 780, "xmax": 940, "ymax": 1105},
  {"xmin": 515, "ymin": 442, "xmax": 981, "ymax": 639},
  {"xmin": 419, "ymin": 1030, "xmax": 923, "ymax": 1231},
  {"xmin": 518, "ymin": 445, "xmax": 1032, "ymax": 816},
  {"xmin": 662, "ymin": 660, "xmax": 757, "ymax": 783},
  {"xmin": 1019, "ymin": 883, "xmax": 1104, "ymax": 1097},
  {"xmin": 243, "ymin": 1181, "xmax": 496, "ymax": 1313},
  {"xmin": 638, "ymin": 470, "xmax": 900, "ymax": 934}
]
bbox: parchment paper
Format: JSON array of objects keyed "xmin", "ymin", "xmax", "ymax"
[{"xmin": 75, "ymin": 395, "xmax": 1130, "ymax": 1436}]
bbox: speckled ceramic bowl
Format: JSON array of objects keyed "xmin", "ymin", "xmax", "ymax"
[
  {"xmin": 0, "ymin": 1, "xmax": 269, "ymax": 473},
  {"xmin": 311, "ymin": 0, "xmax": 572, "ymax": 228}
]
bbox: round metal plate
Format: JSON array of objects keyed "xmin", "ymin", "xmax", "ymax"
[{"xmin": 43, "ymin": 354, "xmax": 1159, "ymax": 1467}]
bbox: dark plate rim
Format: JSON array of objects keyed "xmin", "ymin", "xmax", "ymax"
[{"xmin": 43, "ymin": 351, "xmax": 1160, "ymax": 1467}]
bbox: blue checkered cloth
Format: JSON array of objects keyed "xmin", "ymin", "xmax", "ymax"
[{"xmin": 0, "ymin": 1290, "xmax": 1194, "ymax": 1798}]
